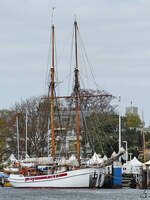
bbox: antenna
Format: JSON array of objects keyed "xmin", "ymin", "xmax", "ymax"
[{"xmin": 51, "ymin": 7, "xmax": 56, "ymax": 25}]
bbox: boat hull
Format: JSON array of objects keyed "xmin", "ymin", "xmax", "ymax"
[{"xmin": 8, "ymin": 168, "xmax": 105, "ymax": 188}]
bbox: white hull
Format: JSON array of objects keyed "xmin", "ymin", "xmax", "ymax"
[{"xmin": 8, "ymin": 168, "xmax": 105, "ymax": 188}]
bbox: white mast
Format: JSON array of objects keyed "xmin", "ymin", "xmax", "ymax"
[
  {"xmin": 16, "ymin": 116, "xmax": 19, "ymax": 160},
  {"xmin": 25, "ymin": 110, "xmax": 28, "ymax": 158}
]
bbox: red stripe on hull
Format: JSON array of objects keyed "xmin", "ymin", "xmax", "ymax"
[{"xmin": 25, "ymin": 173, "xmax": 67, "ymax": 182}]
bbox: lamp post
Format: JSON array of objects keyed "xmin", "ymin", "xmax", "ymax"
[
  {"xmin": 118, "ymin": 96, "xmax": 122, "ymax": 162},
  {"xmin": 118, "ymin": 96, "xmax": 121, "ymax": 152},
  {"xmin": 123, "ymin": 141, "xmax": 128, "ymax": 163}
]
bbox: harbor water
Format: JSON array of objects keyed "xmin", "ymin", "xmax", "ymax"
[{"xmin": 0, "ymin": 187, "xmax": 148, "ymax": 200}]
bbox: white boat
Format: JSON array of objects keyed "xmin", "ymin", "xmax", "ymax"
[
  {"xmin": 8, "ymin": 18, "xmax": 124, "ymax": 188},
  {"xmin": 8, "ymin": 149, "xmax": 124, "ymax": 188},
  {"xmin": 9, "ymin": 167, "xmax": 105, "ymax": 188}
]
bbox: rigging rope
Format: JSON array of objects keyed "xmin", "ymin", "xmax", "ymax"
[{"xmin": 77, "ymin": 29, "xmax": 100, "ymax": 90}]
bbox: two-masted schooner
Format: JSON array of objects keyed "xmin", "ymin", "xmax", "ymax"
[{"xmin": 8, "ymin": 20, "xmax": 124, "ymax": 189}]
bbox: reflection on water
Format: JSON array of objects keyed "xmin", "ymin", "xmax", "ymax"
[{"xmin": 0, "ymin": 187, "xmax": 148, "ymax": 200}]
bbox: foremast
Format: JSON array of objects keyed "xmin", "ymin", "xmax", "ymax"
[
  {"xmin": 50, "ymin": 24, "xmax": 55, "ymax": 158},
  {"xmin": 74, "ymin": 21, "xmax": 80, "ymax": 165}
]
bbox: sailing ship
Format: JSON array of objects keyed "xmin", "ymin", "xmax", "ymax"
[{"xmin": 8, "ymin": 19, "xmax": 124, "ymax": 189}]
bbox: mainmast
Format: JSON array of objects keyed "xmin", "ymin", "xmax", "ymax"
[
  {"xmin": 41, "ymin": 19, "xmax": 112, "ymax": 162},
  {"xmin": 74, "ymin": 20, "xmax": 80, "ymax": 164},
  {"xmin": 50, "ymin": 24, "xmax": 55, "ymax": 158}
]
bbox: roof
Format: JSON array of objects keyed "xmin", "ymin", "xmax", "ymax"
[{"xmin": 124, "ymin": 157, "xmax": 143, "ymax": 167}]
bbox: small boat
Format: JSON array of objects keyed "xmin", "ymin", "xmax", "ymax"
[
  {"xmin": 3, "ymin": 181, "xmax": 12, "ymax": 187},
  {"xmin": 0, "ymin": 172, "xmax": 11, "ymax": 187}
]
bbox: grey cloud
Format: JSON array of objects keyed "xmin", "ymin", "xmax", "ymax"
[{"xmin": 0, "ymin": 0, "xmax": 150, "ymax": 125}]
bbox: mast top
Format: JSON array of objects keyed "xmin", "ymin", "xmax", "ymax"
[
  {"xmin": 74, "ymin": 14, "xmax": 77, "ymax": 24},
  {"xmin": 74, "ymin": 18, "xmax": 77, "ymax": 26},
  {"xmin": 51, "ymin": 7, "xmax": 56, "ymax": 26},
  {"xmin": 74, "ymin": 21, "xmax": 77, "ymax": 28}
]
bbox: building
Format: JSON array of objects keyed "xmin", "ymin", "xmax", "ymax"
[{"xmin": 126, "ymin": 106, "xmax": 138, "ymax": 116}]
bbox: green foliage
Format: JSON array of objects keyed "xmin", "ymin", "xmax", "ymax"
[
  {"xmin": 147, "ymin": 138, "xmax": 150, "ymax": 148},
  {"xmin": 128, "ymin": 146, "xmax": 139, "ymax": 158},
  {"xmin": 85, "ymin": 110, "xmax": 143, "ymax": 158},
  {"xmin": 122, "ymin": 127, "xmax": 141, "ymax": 150},
  {"xmin": 121, "ymin": 114, "xmax": 143, "ymax": 160},
  {"xmin": 0, "ymin": 111, "xmax": 9, "ymax": 162},
  {"xmin": 85, "ymin": 113, "xmax": 119, "ymax": 157},
  {"xmin": 125, "ymin": 113, "xmax": 141, "ymax": 128},
  {"xmin": 0, "ymin": 137, "xmax": 6, "ymax": 159}
]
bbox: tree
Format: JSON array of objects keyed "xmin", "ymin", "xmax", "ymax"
[
  {"xmin": 0, "ymin": 110, "xmax": 14, "ymax": 162},
  {"xmin": 0, "ymin": 89, "xmax": 143, "ymax": 160},
  {"xmin": 125, "ymin": 113, "xmax": 141, "ymax": 128},
  {"xmin": 69, "ymin": 89, "xmax": 118, "ymax": 157},
  {"xmin": 0, "ymin": 97, "xmax": 50, "ymax": 159},
  {"xmin": 11, "ymin": 97, "xmax": 50, "ymax": 158},
  {"xmin": 85, "ymin": 113, "xmax": 119, "ymax": 157},
  {"xmin": 121, "ymin": 114, "xmax": 142, "ymax": 159}
]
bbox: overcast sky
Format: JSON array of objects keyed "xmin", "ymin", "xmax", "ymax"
[{"xmin": 0, "ymin": 0, "xmax": 150, "ymax": 126}]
